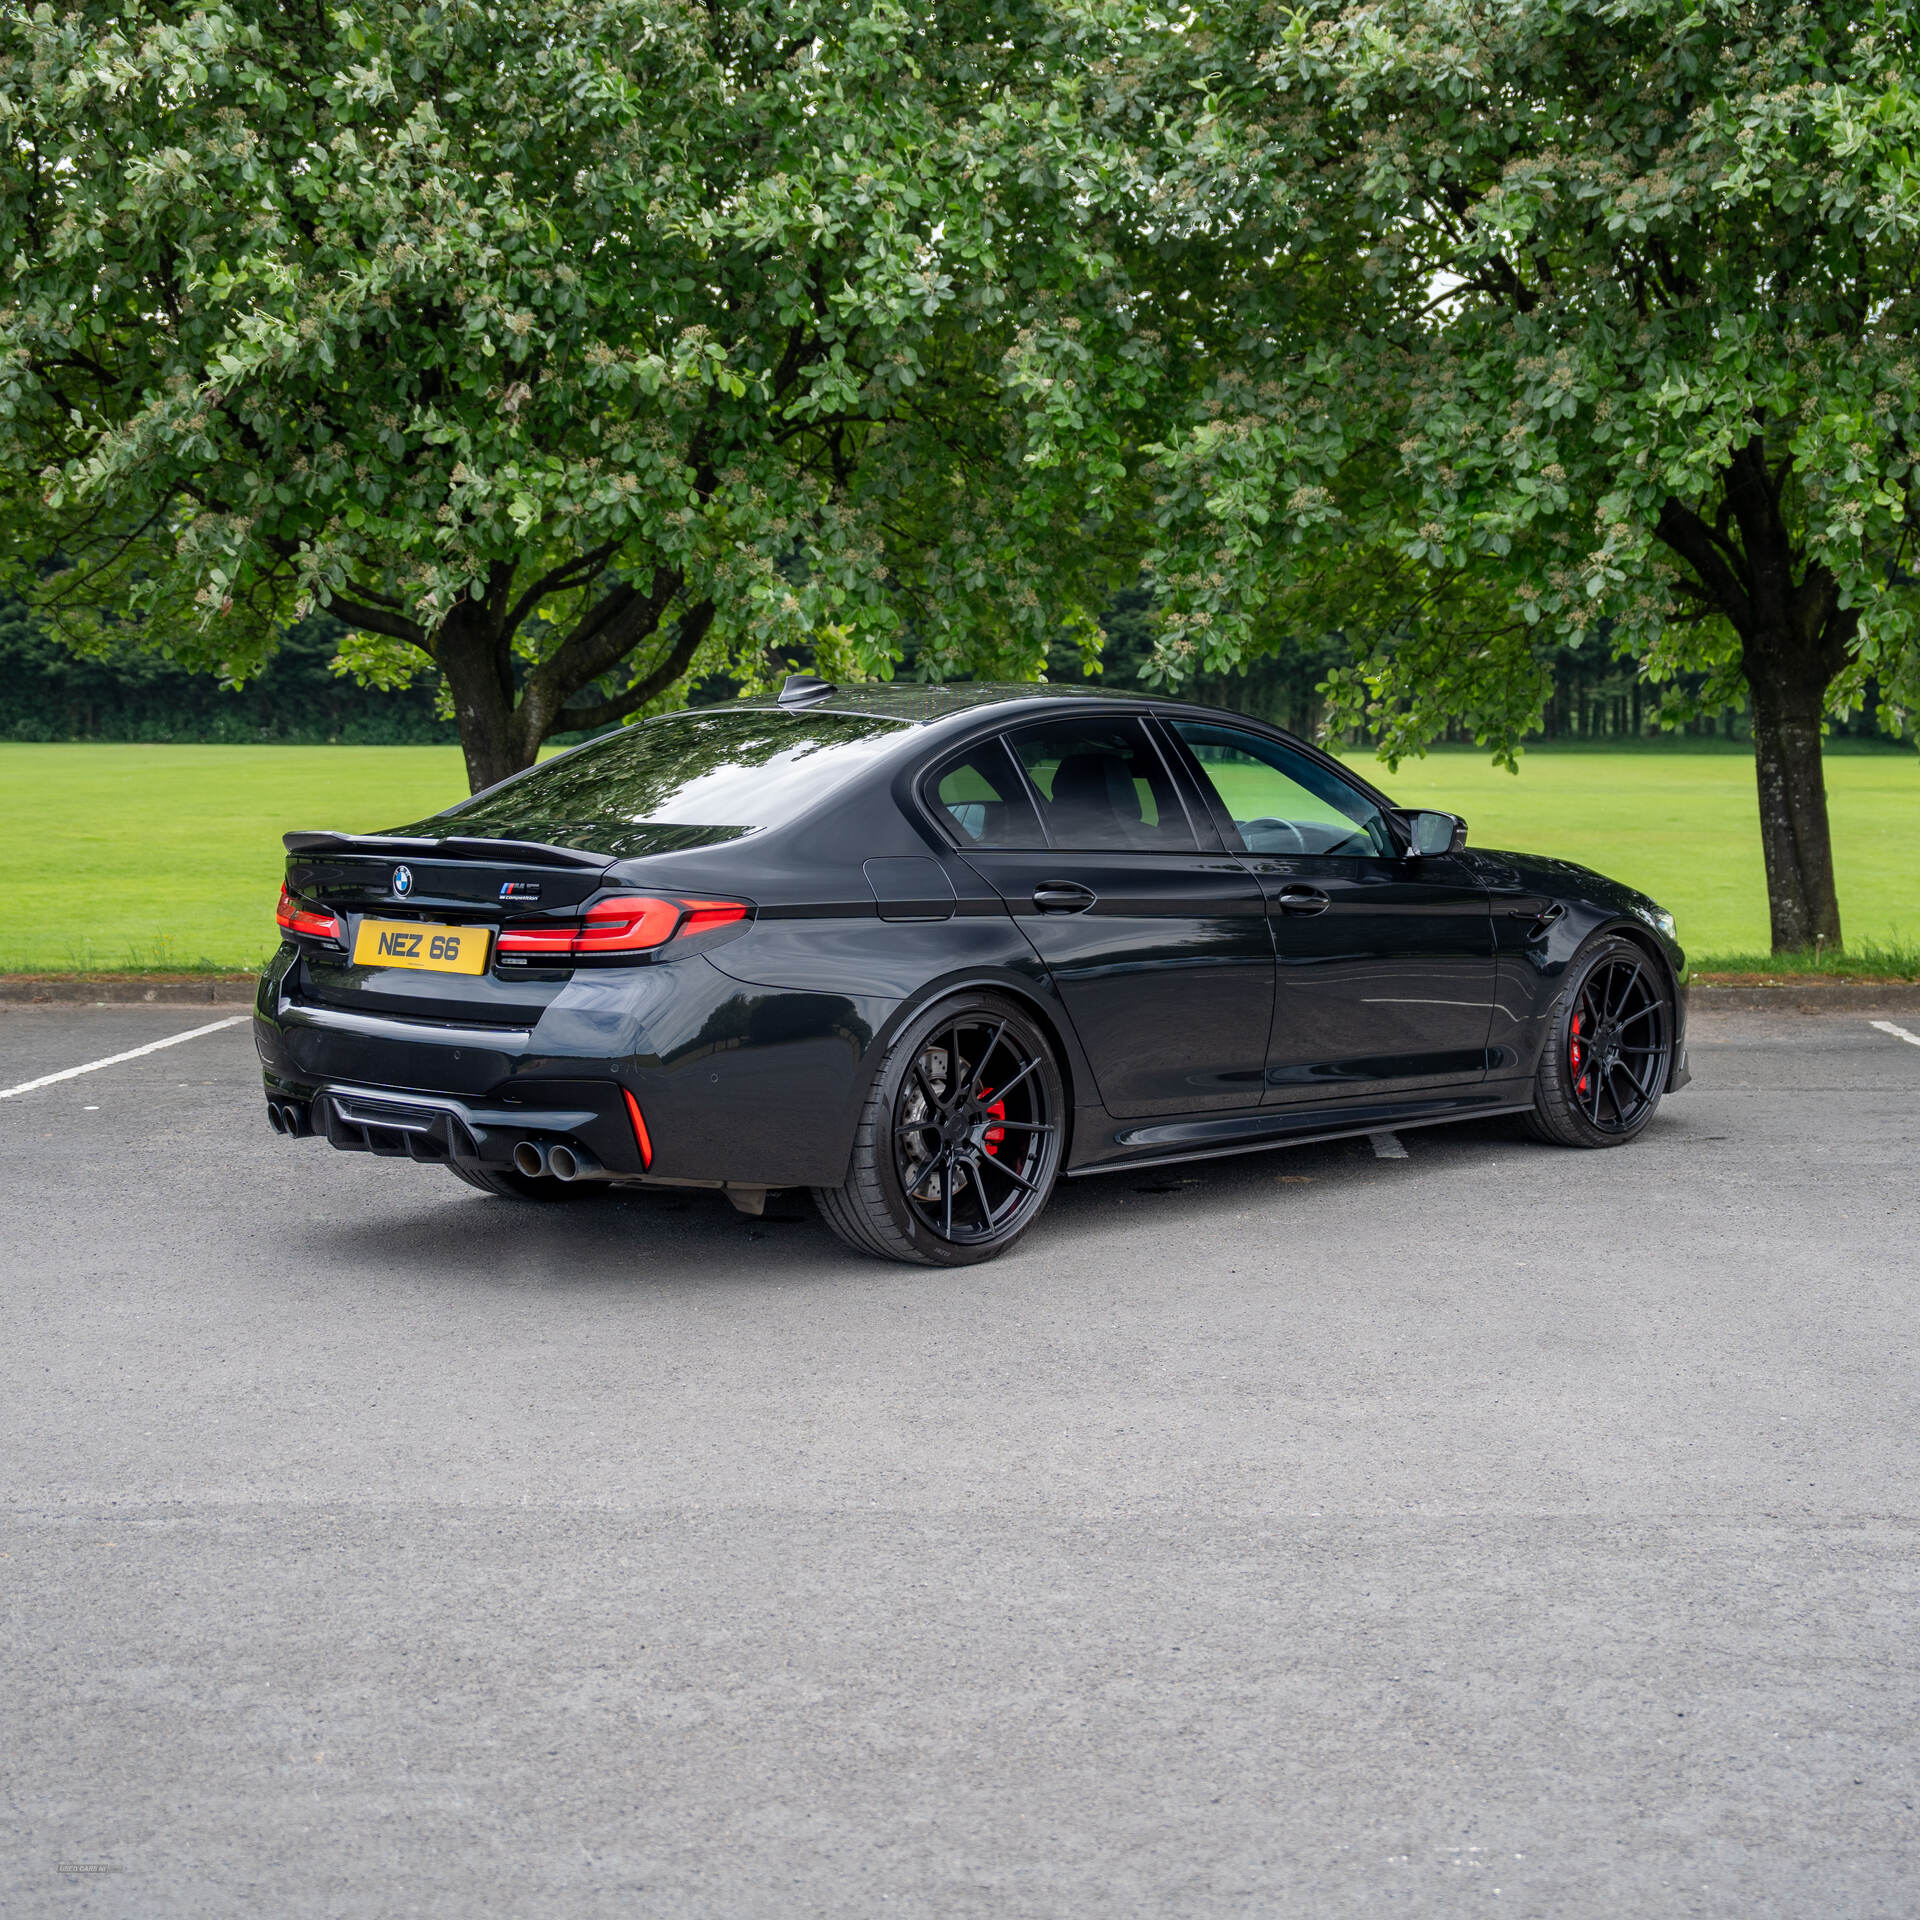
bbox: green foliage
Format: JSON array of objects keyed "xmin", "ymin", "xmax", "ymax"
[
  {"xmin": 0, "ymin": 599, "xmax": 456, "ymax": 741},
  {"xmin": 0, "ymin": 0, "xmax": 1165, "ymax": 780},
  {"xmin": 1132, "ymin": 0, "xmax": 1920, "ymax": 758}
]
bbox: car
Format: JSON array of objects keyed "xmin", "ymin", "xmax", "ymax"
[{"xmin": 255, "ymin": 678, "xmax": 1690, "ymax": 1264}]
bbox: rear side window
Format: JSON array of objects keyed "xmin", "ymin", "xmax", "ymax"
[
  {"xmin": 426, "ymin": 709, "xmax": 908, "ymax": 856},
  {"xmin": 1007, "ymin": 718, "xmax": 1197, "ymax": 852},
  {"xmin": 926, "ymin": 738, "xmax": 1045, "ymax": 848}
]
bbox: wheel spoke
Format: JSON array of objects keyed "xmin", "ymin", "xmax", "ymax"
[
  {"xmin": 985, "ymin": 1054, "xmax": 1041, "ymax": 1105},
  {"xmin": 971, "ymin": 1021, "xmax": 1010, "ymax": 1090},
  {"xmin": 986, "ymin": 1118, "xmax": 1055, "ymax": 1135},
  {"xmin": 1597, "ymin": 1059, "xmax": 1626, "ymax": 1117},
  {"xmin": 941, "ymin": 1156, "xmax": 955, "ymax": 1238},
  {"xmin": 908, "ymin": 1059, "xmax": 946, "ymax": 1117},
  {"xmin": 975, "ymin": 1151, "xmax": 1041, "ymax": 1198},
  {"xmin": 1615, "ymin": 1056, "xmax": 1655, "ymax": 1105},
  {"xmin": 1616, "ymin": 1002, "xmax": 1663, "ymax": 1029},
  {"xmin": 1607, "ymin": 964, "xmax": 1643, "ymax": 1021},
  {"xmin": 962, "ymin": 1154, "xmax": 1000, "ymax": 1230}
]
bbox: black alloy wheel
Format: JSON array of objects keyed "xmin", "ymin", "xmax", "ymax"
[
  {"xmin": 1522, "ymin": 934, "xmax": 1674, "ymax": 1148},
  {"xmin": 815, "ymin": 992, "xmax": 1066, "ymax": 1265}
]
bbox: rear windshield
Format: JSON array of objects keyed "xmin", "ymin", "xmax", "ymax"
[{"xmin": 422, "ymin": 708, "xmax": 908, "ymax": 856}]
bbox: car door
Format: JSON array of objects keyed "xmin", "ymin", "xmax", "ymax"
[
  {"xmin": 1163, "ymin": 719, "xmax": 1496, "ymax": 1105},
  {"xmin": 930, "ymin": 720, "xmax": 1274, "ymax": 1118}
]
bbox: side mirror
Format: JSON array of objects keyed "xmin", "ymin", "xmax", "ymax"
[{"xmin": 1401, "ymin": 809, "xmax": 1467, "ymax": 858}]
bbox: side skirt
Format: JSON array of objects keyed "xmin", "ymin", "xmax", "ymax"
[{"xmin": 1065, "ymin": 1086, "xmax": 1538, "ymax": 1180}]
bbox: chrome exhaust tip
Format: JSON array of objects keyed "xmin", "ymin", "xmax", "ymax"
[
  {"xmin": 511, "ymin": 1140, "xmax": 549, "ymax": 1179},
  {"xmin": 546, "ymin": 1142, "xmax": 600, "ymax": 1183}
]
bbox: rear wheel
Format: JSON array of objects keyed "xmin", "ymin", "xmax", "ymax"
[
  {"xmin": 448, "ymin": 1163, "xmax": 607, "ymax": 1202},
  {"xmin": 1522, "ymin": 935, "xmax": 1674, "ymax": 1148},
  {"xmin": 814, "ymin": 993, "xmax": 1065, "ymax": 1266}
]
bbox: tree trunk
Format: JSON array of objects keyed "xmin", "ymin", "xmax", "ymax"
[
  {"xmin": 1744, "ymin": 637, "xmax": 1843, "ymax": 953},
  {"xmin": 1654, "ymin": 451, "xmax": 1856, "ymax": 956},
  {"xmin": 428, "ymin": 587, "xmax": 717, "ymax": 794},
  {"xmin": 435, "ymin": 601, "xmax": 522, "ymax": 793}
]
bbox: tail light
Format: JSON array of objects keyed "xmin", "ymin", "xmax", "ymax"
[
  {"xmin": 623, "ymin": 1088, "xmax": 654, "ymax": 1169},
  {"xmin": 497, "ymin": 894, "xmax": 748, "ymax": 962},
  {"xmin": 277, "ymin": 881, "xmax": 343, "ymax": 944}
]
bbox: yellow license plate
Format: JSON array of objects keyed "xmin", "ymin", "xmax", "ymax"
[{"xmin": 351, "ymin": 918, "xmax": 490, "ymax": 975}]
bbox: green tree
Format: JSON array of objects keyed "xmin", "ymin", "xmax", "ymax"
[
  {"xmin": 0, "ymin": 0, "xmax": 1151, "ymax": 791},
  {"xmin": 1140, "ymin": 0, "xmax": 1920, "ymax": 951}
]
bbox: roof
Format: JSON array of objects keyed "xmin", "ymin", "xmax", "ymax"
[{"xmin": 725, "ymin": 680, "xmax": 1149, "ymax": 725}]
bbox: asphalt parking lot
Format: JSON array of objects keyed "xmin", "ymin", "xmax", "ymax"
[{"xmin": 3, "ymin": 999, "xmax": 1917, "ymax": 1918}]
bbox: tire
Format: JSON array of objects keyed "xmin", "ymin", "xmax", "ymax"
[
  {"xmin": 1521, "ymin": 934, "xmax": 1674, "ymax": 1148},
  {"xmin": 447, "ymin": 1162, "xmax": 608, "ymax": 1201},
  {"xmin": 813, "ymin": 992, "xmax": 1067, "ymax": 1266}
]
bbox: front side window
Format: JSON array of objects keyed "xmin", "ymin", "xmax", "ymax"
[
  {"xmin": 1170, "ymin": 721, "xmax": 1395, "ymax": 858},
  {"xmin": 1007, "ymin": 718, "xmax": 1197, "ymax": 853}
]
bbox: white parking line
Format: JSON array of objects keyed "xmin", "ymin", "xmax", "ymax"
[
  {"xmin": 1870, "ymin": 1019, "xmax": 1920, "ymax": 1049},
  {"xmin": 0, "ymin": 1016, "xmax": 249, "ymax": 1101},
  {"xmin": 1369, "ymin": 1131, "xmax": 1409, "ymax": 1160}
]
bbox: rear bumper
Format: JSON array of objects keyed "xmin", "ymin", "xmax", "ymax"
[{"xmin": 252, "ymin": 942, "xmax": 884, "ymax": 1188}]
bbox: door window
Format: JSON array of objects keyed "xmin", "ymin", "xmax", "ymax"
[
  {"xmin": 1170, "ymin": 722, "xmax": 1395, "ymax": 858},
  {"xmin": 925, "ymin": 737, "xmax": 1046, "ymax": 849},
  {"xmin": 1007, "ymin": 718, "xmax": 1198, "ymax": 853}
]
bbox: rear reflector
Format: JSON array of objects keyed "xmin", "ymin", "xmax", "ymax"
[
  {"xmin": 498, "ymin": 894, "xmax": 748, "ymax": 960},
  {"xmin": 623, "ymin": 1088, "xmax": 653, "ymax": 1169},
  {"xmin": 276, "ymin": 881, "xmax": 343, "ymax": 943}
]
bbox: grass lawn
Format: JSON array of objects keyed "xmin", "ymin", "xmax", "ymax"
[
  {"xmin": 0, "ymin": 739, "xmax": 1914, "ymax": 973},
  {"xmin": 0, "ymin": 744, "xmax": 470, "ymax": 974}
]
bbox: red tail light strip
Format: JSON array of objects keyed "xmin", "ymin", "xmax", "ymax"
[
  {"xmin": 623, "ymin": 1088, "xmax": 654, "ymax": 1169},
  {"xmin": 497, "ymin": 894, "xmax": 748, "ymax": 960},
  {"xmin": 276, "ymin": 882, "xmax": 343, "ymax": 944}
]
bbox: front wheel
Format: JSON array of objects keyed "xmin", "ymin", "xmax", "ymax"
[
  {"xmin": 1522, "ymin": 934, "xmax": 1674, "ymax": 1148},
  {"xmin": 813, "ymin": 993, "xmax": 1066, "ymax": 1265}
]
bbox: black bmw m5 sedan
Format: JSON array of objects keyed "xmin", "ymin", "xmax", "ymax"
[{"xmin": 256, "ymin": 679, "xmax": 1689, "ymax": 1264}]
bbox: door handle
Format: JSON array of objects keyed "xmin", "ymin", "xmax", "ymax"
[
  {"xmin": 1032, "ymin": 881, "xmax": 1097, "ymax": 914},
  {"xmin": 1274, "ymin": 885, "xmax": 1330, "ymax": 916}
]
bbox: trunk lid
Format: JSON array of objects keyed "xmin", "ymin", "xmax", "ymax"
[{"xmin": 283, "ymin": 833, "xmax": 613, "ymax": 1026}]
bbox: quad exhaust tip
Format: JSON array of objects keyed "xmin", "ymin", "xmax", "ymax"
[
  {"xmin": 512, "ymin": 1137, "xmax": 602, "ymax": 1182},
  {"xmin": 266, "ymin": 1098, "xmax": 313, "ymax": 1138},
  {"xmin": 547, "ymin": 1142, "xmax": 600, "ymax": 1182}
]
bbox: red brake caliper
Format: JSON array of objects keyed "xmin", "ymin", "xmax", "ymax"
[
  {"xmin": 979, "ymin": 1090, "xmax": 1006, "ymax": 1156},
  {"xmin": 1570, "ymin": 1010, "xmax": 1588, "ymax": 1095}
]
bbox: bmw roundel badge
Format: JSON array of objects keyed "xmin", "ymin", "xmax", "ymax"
[{"xmin": 392, "ymin": 865, "xmax": 413, "ymax": 897}]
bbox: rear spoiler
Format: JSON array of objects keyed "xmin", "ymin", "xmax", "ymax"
[{"xmin": 282, "ymin": 831, "xmax": 611, "ymax": 870}]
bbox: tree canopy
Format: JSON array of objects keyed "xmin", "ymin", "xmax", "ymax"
[
  {"xmin": 0, "ymin": 0, "xmax": 1165, "ymax": 788},
  {"xmin": 6, "ymin": 0, "xmax": 1917, "ymax": 950},
  {"xmin": 1137, "ymin": 0, "xmax": 1920, "ymax": 948}
]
